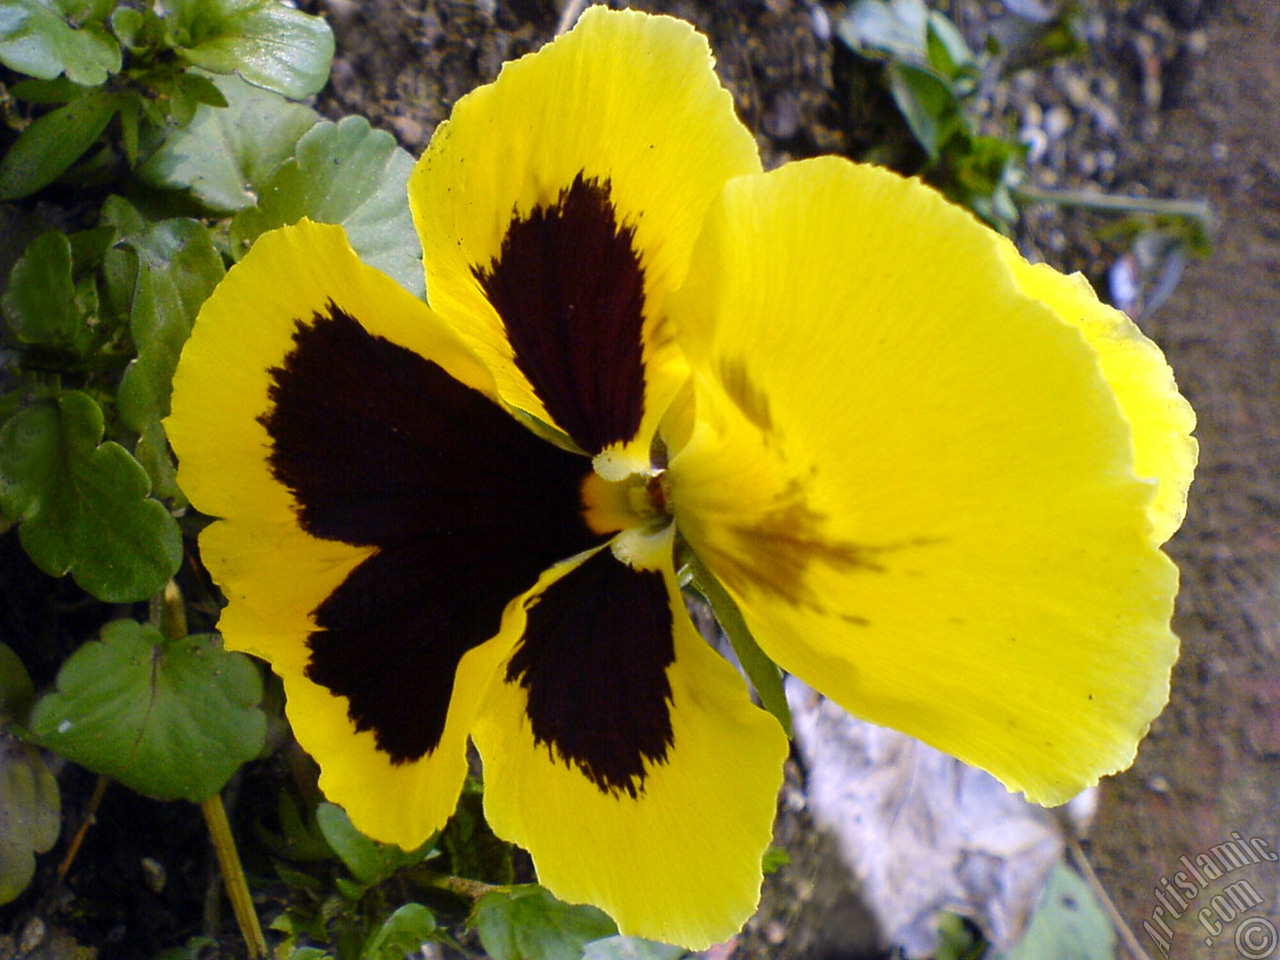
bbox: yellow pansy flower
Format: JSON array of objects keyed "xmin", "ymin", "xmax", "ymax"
[{"xmin": 166, "ymin": 7, "xmax": 1195, "ymax": 948}]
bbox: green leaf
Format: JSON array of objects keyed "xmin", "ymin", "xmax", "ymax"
[
  {"xmin": 2, "ymin": 230, "xmax": 80, "ymax": 346},
  {"xmin": 440, "ymin": 779, "xmax": 515, "ymax": 885},
  {"xmin": 0, "ymin": 87, "xmax": 119, "ymax": 199},
  {"xmin": 136, "ymin": 72, "xmax": 319, "ymax": 214},
  {"xmin": 0, "ymin": 645, "xmax": 34, "ymax": 726},
  {"xmin": 165, "ymin": 0, "xmax": 334, "ymax": 100},
  {"xmin": 67, "ymin": 224, "xmax": 115, "ymax": 272},
  {"xmin": 682, "ymin": 546, "xmax": 792, "ymax": 737},
  {"xmin": 925, "ymin": 12, "xmax": 976, "ymax": 81},
  {"xmin": 583, "ymin": 938, "xmax": 687, "ymax": 960},
  {"xmin": 315, "ymin": 801, "xmax": 434, "ymax": 886},
  {"xmin": 0, "ymin": 392, "xmax": 183, "ymax": 602},
  {"xmin": 360, "ymin": 903, "xmax": 438, "ymax": 960},
  {"xmin": 885, "ymin": 60, "xmax": 960, "ymax": 160},
  {"xmin": 997, "ymin": 863, "xmax": 1116, "ymax": 960},
  {"xmin": 0, "ymin": 736, "xmax": 60, "ymax": 904},
  {"xmin": 262, "ymin": 787, "xmax": 333, "ymax": 862},
  {"xmin": 28, "ymin": 620, "xmax": 266, "ymax": 801},
  {"xmin": 101, "ymin": 192, "xmax": 147, "ymax": 237},
  {"xmin": 177, "ymin": 70, "xmax": 229, "ymax": 109},
  {"xmin": 231, "ymin": 116, "xmax": 423, "ymax": 298},
  {"xmin": 762, "ymin": 845, "xmax": 790, "ymax": 875},
  {"xmin": 110, "ymin": 4, "xmax": 164, "ymax": 54},
  {"xmin": 116, "ymin": 218, "xmax": 225, "ymax": 432},
  {"xmin": 108, "ymin": 5, "xmax": 143, "ymax": 49},
  {"xmin": 0, "ymin": 0, "xmax": 120, "ymax": 85},
  {"xmin": 135, "ymin": 418, "xmax": 180, "ymax": 502},
  {"xmin": 9, "ymin": 74, "xmax": 78, "ymax": 102},
  {"xmin": 935, "ymin": 912, "xmax": 987, "ymax": 960},
  {"xmin": 472, "ymin": 885, "xmax": 618, "ymax": 960}
]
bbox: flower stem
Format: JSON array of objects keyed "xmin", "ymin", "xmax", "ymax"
[
  {"xmin": 1012, "ymin": 183, "xmax": 1214, "ymax": 232},
  {"xmin": 201, "ymin": 793, "xmax": 267, "ymax": 959},
  {"xmin": 406, "ymin": 868, "xmax": 497, "ymax": 901},
  {"xmin": 682, "ymin": 546, "xmax": 793, "ymax": 737}
]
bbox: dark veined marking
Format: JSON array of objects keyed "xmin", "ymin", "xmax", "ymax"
[
  {"xmin": 474, "ymin": 172, "xmax": 648, "ymax": 456},
  {"xmin": 704, "ymin": 481, "xmax": 881, "ymax": 617},
  {"xmin": 260, "ymin": 303, "xmax": 606, "ymax": 763},
  {"xmin": 506, "ymin": 548, "xmax": 675, "ymax": 798},
  {"xmin": 717, "ymin": 355, "xmax": 773, "ymax": 433}
]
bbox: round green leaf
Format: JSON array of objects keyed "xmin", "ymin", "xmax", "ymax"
[
  {"xmin": 28, "ymin": 620, "xmax": 266, "ymax": 802},
  {"xmin": 472, "ymin": 886, "xmax": 619, "ymax": 960},
  {"xmin": 316, "ymin": 802, "xmax": 435, "ymax": 886},
  {"xmin": 0, "ymin": 391, "xmax": 183, "ymax": 602},
  {"xmin": 360, "ymin": 904, "xmax": 438, "ymax": 960},
  {"xmin": 998, "ymin": 864, "xmax": 1116, "ymax": 960},
  {"xmin": 0, "ymin": 0, "xmax": 120, "ymax": 85},
  {"xmin": 0, "ymin": 737, "xmax": 60, "ymax": 905},
  {"xmin": 136, "ymin": 73, "xmax": 319, "ymax": 214},
  {"xmin": 230, "ymin": 116, "xmax": 423, "ymax": 297},
  {"xmin": 116, "ymin": 218, "xmax": 225, "ymax": 433},
  {"xmin": 165, "ymin": 0, "xmax": 333, "ymax": 100},
  {"xmin": 0, "ymin": 645, "xmax": 34, "ymax": 726},
  {"xmin": 1, "ymin": 230, "xmax": 79, "ymax": 346},
  {"xmin": 0, "ymin": 86, "xmax": 119, "ymax": 199}
]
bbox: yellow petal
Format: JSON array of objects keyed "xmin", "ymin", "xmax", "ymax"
[
  {"xmin": 473, "ymin": 543, "xmax": 788, "ymax": 948},
  {"xmin": 279, "ymin": 551, "xmax": 600, "ymax": 848},
  {"xmin": 167, "ymin": 219, "xmax": 495, "ymax": 527},
  {"xmin": 167, "ymin": 219, "xmax": 610, "ymax": 846},
  {"xmin": 409, "ymin": 6, "xmax": 761, "ymax": 473},
  {"xmin": 996, "ymin": 244, "xmax": 1197, "ymax": 544},
  {"xmin": 666, "ymin": 157, "xmax": 1185, "ymax": 806}
]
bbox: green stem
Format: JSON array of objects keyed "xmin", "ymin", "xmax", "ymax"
[
  {"xmin": 1012, "ymin": 183, "xmax": 1214, "ymax": 230},
  {"xmin": 406, "ymin": 868, "xmax": 497, "ymax": 901},
  {"xmin": 201, "ymin": 793, "xmax": 267, "ymax": 960},
  {"xmin": 682, "ymin": 546, "xmax": 793, "ymax": 737},
  {"xmin": 150, "ymin": 579, "xmax": 189, "ymax": 640}
]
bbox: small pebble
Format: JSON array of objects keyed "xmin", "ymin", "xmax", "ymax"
[
  {"xmin": 809, "ymin": 4, "xmax": 831, "ymax": 43},
  {"xmin": 1019, "ymin": 126, "xmax": 1048, "ymax": 166},
  {"xmin": 142, "ymin": 856, "xmax": 167, "ymax": 894},
  {"xmin": 1148, "ymin": 774, "xmax": 1172, "ymax": 794},
  {"xmin": 1043, "ymin": 106, "xmax": 1071, "ymax": 141},
  {"xmin": 1063, "ymin": 74, "xmax": 1091, "ymax": 109},
  {"xmin": 388, "ymin": 115, "xmax": 427, "ymax": 149},
  {"xmin": 1210, "ymin": 142, "xmax": 1230, "ymax": 162},
  {"xmin": 763, "ymin": 91, "xmax": 801, "ymax": 140},
  {"xmin": 17, "ymin": 918, "xmax": 44, "ymax": 955}
]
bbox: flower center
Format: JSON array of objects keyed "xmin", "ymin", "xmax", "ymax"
[{"xmin": 580, "ymin": 469, "xmax": 670, "ymax": 537}]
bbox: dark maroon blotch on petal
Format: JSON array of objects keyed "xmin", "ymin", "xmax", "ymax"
[
  {"xmin": 506, "ymin": 548, "xmax": 675, "ymax": 797},
  {"xmin": 261, "ymin": 303, "xmax": 606, "ymax": 763},
  {"xmin": 475, "ymin": 173, "xmax": 648, "ymax": 455}
]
